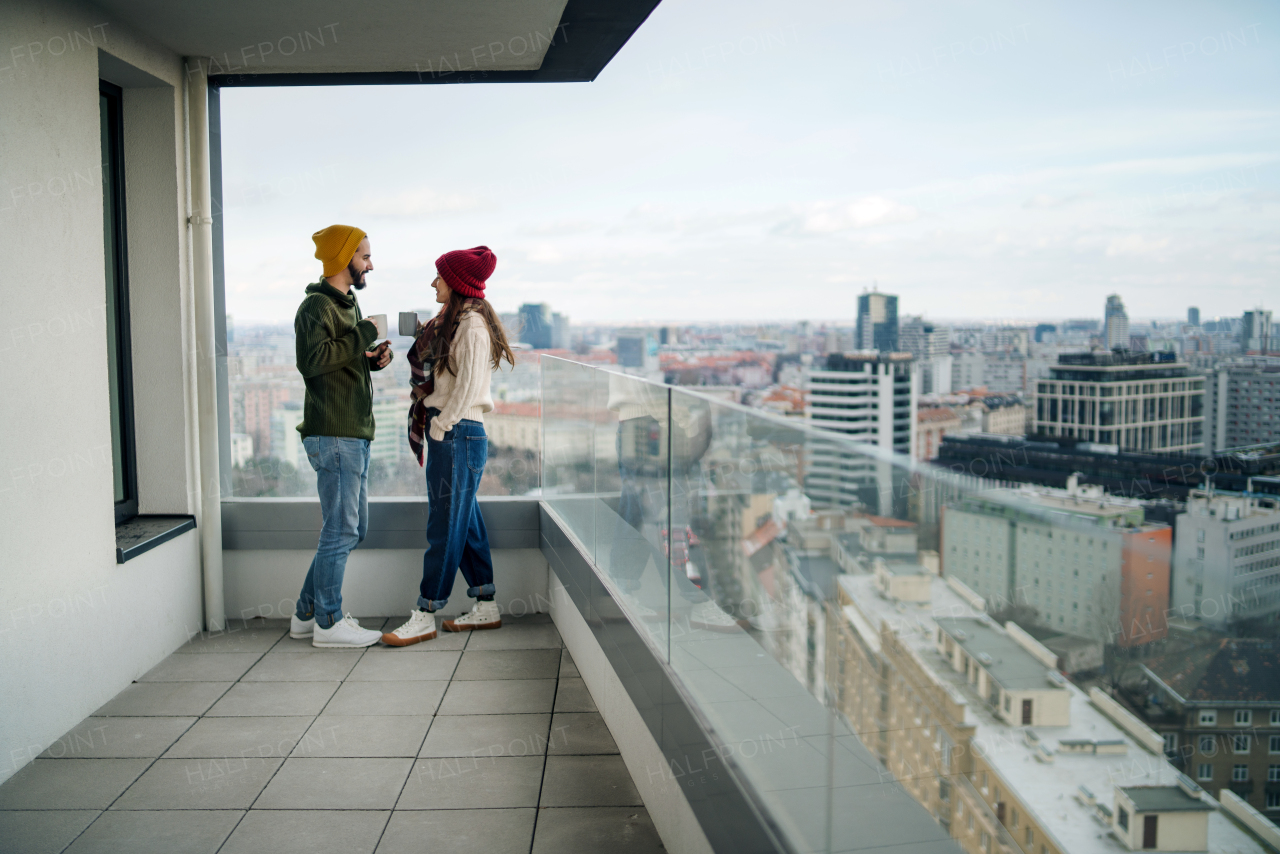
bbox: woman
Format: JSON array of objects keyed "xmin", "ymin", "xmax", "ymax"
[{"xmin": 383, "ymin": 246, "xmax": 515, "ymax": 646}]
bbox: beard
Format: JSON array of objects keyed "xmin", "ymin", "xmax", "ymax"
[{"xmin": 349, "ymin": 259, "xmax": 367, "ymax": 290}]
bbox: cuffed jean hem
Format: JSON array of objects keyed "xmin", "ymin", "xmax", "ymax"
[
  {"xmin": 417, "ymin": 596, "xmax": 447, "ymax": 612},
  {"xmin": 468, "ymin": 583, "xmax": 496, "ymax": 598},
  {"xmin": 314, "ymin": 610, "xmax": 342, "ymax": 629}
]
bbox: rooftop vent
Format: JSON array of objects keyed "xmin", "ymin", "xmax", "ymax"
[
  {"xmin": 1024, "ymin": 730, "xmax": 1040, "ymax": 747},
  {"xmin": 977, "ymin": 652, "xmax": 993, "ymax": 665},
  {"xmin": 954, "ymin": 629, "xmax": 967, "ymax": 640},
  {"xmin": 1077, "ymin": 785, "xmax": 1096, "ymax": 806},
  {"xmin": 1047, "ymin": 670, "xmax": 1067, "ymax": 687}
]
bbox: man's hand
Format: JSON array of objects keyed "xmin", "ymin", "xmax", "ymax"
[{"xmin": 365, "ymin": 341, "xmax": 393, "ymax": 368}]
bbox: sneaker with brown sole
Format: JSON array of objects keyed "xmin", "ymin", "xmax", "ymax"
[
  {"xmin": 442, "ymin": 600, "xmax": 502, "ymax": 632},
  {"xmin": 382, "ymin": 610, "xmax": 437, "ymax": 646}
]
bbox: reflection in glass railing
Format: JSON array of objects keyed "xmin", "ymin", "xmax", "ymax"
[
  {"xmin": 541, "ymin": 356, "xmax": 1262, "ymax": 854},
  {"xmin": 224, "ymin": 324, "xmax": 540, "ymax": 497}
]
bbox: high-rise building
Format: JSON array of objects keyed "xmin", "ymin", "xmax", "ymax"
[
  {"xmin": 1032, "ymin": 351, "xmax": 1204, "ymax": 453},
  {"xmin": 1171, "ymin": 488, "xmax": 1280, "ymax": 632},
  {"xmin": 803, "ymin": 352, "xmax": 916, "ymax": 511},
  {"xmin": 900, "ymin": 316, "xmax": 951, "ymax": 394},
  {"xmin": 856, "ymin": 289, "xmax": 898, "ymax": 352},
  {"xmin": 615, "ymin": 328, "xmax": 657, "ymax": 370},
  {"xmin": 518, "ymin": 302, "xmax": 552, "ymax": 349},
  {"xmin": 943, "ymin": 477, "xmax": 1172, "ymax": 646},
  {"xmin": 1104, "ymin": 294, "xmax": 1130, "ymax": 350},
  {"xmin": 551, "ymin": 312, "xmax": 570, "ymax": 350},
  {"xmin": 1187, "ymin": 307, "xmax": 1200, "ymax": 327},
  {"xmin": 1203, "ymin": 357, "xmax": 1280, "ymax": 452},
  {"xmin": 1241, "ymin": 309, "xmax": 1273, "ymax": 354}
]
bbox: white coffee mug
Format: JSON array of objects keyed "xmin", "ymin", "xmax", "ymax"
[
  {"xmin": 399, "ymin": 311, "xmax": 421, "ymax": 337},
  {"xmin": 368, "ymin": 314, "xmax": 387, "ymax": 338}
]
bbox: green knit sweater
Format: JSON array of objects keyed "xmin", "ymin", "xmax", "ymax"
[{"xmin": 294, "ymin": 280, "xmax": 382, "ymax": 440}]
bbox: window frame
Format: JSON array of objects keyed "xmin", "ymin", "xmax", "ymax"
[
  {"xmin": 100, "ymin": 79, "xmax": 139, "ymax": 525},
  {"xmin": 1199, "ymin": 710, "xmax": 1217, "ymax": 727},
  {"xmin": 1235, "ymin": 709, "xmax": 1252, "ymax": 726}
]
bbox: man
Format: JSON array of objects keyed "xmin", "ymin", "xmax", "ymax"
[{"xmin": 289, "ymin": 224, "xmax": 393, "ymax": 648}]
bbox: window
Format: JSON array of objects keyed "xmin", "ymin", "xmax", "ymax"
[
  {"xmin": 1199, "ymin": 736, "xmax": 1216, "ymax": 755},
  {"xmin": 1235, "ymin": 710, "xmax": 1252, "ymax": 726},
  {"xmin": 1200, "ymin": 710, "xmax": 1217, "ymax": 726},
  {"xmin": 1117, "ymin": 805, "xmax": 1129, "ymax": 830},
  {"xmin": 100, "ymin": 80, "xmax": 137, "ymax": 524},
  {"xmin": 1268, "ymin": 791, "xmax": 1280, "ymax": 810},
  {"xmin": 1232, "ymin": 764, "xmax": 1249, "ymax": 782},
  {"xmin": 1197, "ymin": 530, "xmax": 1205, "ymax": 543},
  {"xmin": 1271, "ymin": 710, "xmax": 1280, "ymax": 726},
  {"xmin": 1270, "ymin": 735, "xmax": 1280, "ymax": 754},
  {"xmin": 1163, "ymin": 733, "xmax": 1178, "ymax": 754},
  {"xmin": 1233, "ymin": 734, "xmax": 1250, "ymax": 754},
  {"xmin": 1268, "ymin": 765, "xmax": 1280, "ymax": 782},
  {"xmin": 1025, "ymin": 827, "xmax": 1033, "ymax": 845},
  {"xmin": 1197, "ymin": 764, "xmax": 1213, "ymax": 781}
]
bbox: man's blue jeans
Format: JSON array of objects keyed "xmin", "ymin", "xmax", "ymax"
[
  {"xmin": 296, "ymin": 435, "xmax": 370, "ymax": 629},
  {"xmin": 418, "ymin": 413, "xmax": 495, "ymax": 611}
]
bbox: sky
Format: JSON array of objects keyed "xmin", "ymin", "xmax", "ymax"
[{"xmin": 220, "ymin": 0, "xmax": 1280, "ymax": 327}]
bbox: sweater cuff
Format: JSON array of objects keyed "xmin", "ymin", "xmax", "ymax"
[{"xmin": 357, "ymin": 319, "xmax": 379, "ymax": 349}]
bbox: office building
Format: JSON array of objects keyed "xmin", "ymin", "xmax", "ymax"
[
  {"xmin": 1171, "ymin": 488, "xmax": 1280, "ymax": 631},
  {"xmin": 518, "ymin": 302, "xmax": 553, "ymax": 349},
  {"xmin": 936, "ymin": 432, "xmax": 1280, "ymax": 501},
  {"xmin": 1032, "ymin": 351, "xmax": 1204, "ymax": 453},
  {"xmin": 856, "ymin": 289, "xmax": 899, "ymax": 352},
  {"xmin": 551, "ymin": 311, "xmax": 570, "ymax": 350},
  {"xmin": 901, "ymin": 316, "xmax": 952, "ymax": 394},
  {"xmin": 1137, "ymin": 638, "xmax": 1280, "ymax": 816},
  {"xmin": 1204, "ymin": 357, "xmax": 1280, "ymax": 452},
  {"xmin": 615, "ymin": 327, "xmax": 658, "ymax": 370},
  {"xmin": 804, "ymin": 352, "xmax": 916, "ymax": 510},
  {"xmin": 943, "ymin": 477, "xmax": 1172, "ymax": 646},
  {"xmin": 1241, "ymin": 309, "xmax": 1274, "ymax": 355},
  {"xmin": 1105, "ymin": 294, "xmax": 1130, "ymax": 351},
  {"xmin": 1188, "ymin": 307, "xmax": 1201, "ymax": 327}
]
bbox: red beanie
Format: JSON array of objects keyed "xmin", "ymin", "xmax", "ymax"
[{"xmin": 436, "ymin": 246, "xmax": 495, "ymax": 299}]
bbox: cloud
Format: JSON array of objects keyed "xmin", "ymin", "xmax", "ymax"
[
  {"xmin": 773, "ymin": 196, "xmax": 919, "ymax": 235},
  {"xmin": 1022, "ymin": 192, "xmax": 1093, "ymax": 209},
  {"xmin": 354, "ymin": 188, "xmax": 492, "ymax": 218},
  {"xmin": 1105, "ymin": 234, "xmax": 1170, "ymax": 257}
]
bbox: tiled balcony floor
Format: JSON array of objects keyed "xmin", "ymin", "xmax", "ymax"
[{"xmin": 0, "ymin": 614, "xmax": 664, "ymax": 854}]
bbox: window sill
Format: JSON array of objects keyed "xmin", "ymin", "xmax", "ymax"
[{"xmin": 115, "ymin": 515, "xmax": 196, "ymax": 564}]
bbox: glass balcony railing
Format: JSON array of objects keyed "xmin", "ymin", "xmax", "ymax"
[{"xmin": 538, "ymin": 355, "xmax": 1206, "ymax": 854}]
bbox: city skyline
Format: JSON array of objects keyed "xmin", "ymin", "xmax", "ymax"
[{"xmin": 219, "ymin": 0, "xmax": 1280, "ymax": 325}]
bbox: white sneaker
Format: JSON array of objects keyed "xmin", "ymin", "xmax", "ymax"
[
  {"xmin": 689, "ymin": 600, "xmax": 739, "ymax": 633},
  {"xmin": 312, "ymin": 613, "xmax": 381, "ymax": 648},
  {"xmin": 442, "ymin": 600, "xmax": 502, "ymax": 632},
  {"xmin": 382, "ymin": 610, "xmax": 438, "ymax": 647},
  {"xmin": 290, "ymin": 614, "xmax": 315, "ymax": 638}
]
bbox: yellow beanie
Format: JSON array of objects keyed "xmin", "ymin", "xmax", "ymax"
[{"xmin": 312, "ymin": 224, "xmax": 367, "ymax": 278}]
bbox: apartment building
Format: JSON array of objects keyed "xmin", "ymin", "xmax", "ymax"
[
  {"xmin": 1203, "ymin": 358, "xmax": 1280, "ymax": 452},
  {"xmin": 918, "ymin": 407, "xmax": 963, "ymax": 461},
  {"xmin": 804, "ymin": 352, "xmax": 917, "ymax": 510},
  {"xmin": 1138, "ymin": 638, "xmax": 1280, "ymax": 818},
  {"xmin": 831, "ymin": 573, "xmax": 1265, "ymax": 854},
  {"xmin": 943, "ymin": 478, "xmax": 1172, "ymax": 647},
  {"xmin": 1033, "ymin": 351, "xmax": 1205, "ymax": 453},
  {"xmin": 1172, "ymin": 489, "xmax": 1280, "ymax": 631}
]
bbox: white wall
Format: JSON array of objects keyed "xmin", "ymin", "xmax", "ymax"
[
  {"xmin": 223, "ymin": 548, "xmax": 551, "ymax": 620},
  {"xmin": 0, "ymin": 0, "xmax": 200, "ymax": 784}
]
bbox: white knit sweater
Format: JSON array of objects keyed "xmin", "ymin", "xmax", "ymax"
[{"xmin": 423, "ymin": 312, "xmax": 494, "ymax": 441}]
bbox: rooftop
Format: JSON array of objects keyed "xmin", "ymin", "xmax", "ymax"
[
  {"xmin": 935, "ymin": 617, "xmax": 1067, "ymax": 692},
  {"xmin": 1142, "ymin": 638, "xmax": 1280, "ymax": 704},
  {"xmin": 840, "ymin": 573, "xmax": 1266, "ymax": 854},
  {"xmin": 1121, "ymin": 785, "xmax": 1215, "ymax": 814}
]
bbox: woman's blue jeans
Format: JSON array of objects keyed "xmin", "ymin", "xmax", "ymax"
[
  {"xmin": 296, "ymin": 435, "xmax": 370, "ymax": 629},
  {"xmin": 418, "ymin": 412, "xmax": 495, "ymax": 611}
]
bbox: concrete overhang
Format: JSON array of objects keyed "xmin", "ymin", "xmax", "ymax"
[{"xmin": 93, "ymin": 0, "xmax": 659, "ymax": 85}]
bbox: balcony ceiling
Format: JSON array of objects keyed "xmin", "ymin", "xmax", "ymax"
[{"xmin": 95, "ymin": 0, "xmax": 658, "ymax": 83}]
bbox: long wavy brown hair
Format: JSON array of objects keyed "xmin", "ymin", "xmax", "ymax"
[{"xmin": 432, "ymin": 287, "xmax": 516, "ymax": 377}]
